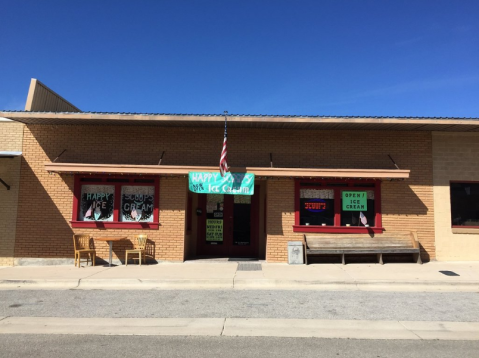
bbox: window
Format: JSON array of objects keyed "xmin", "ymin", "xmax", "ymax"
[
  {"xmin": 450, "ymin": 182, "xmax": 479, "ymax": 227},
  {"xmin": 72, "ymin": 175, "xmax": 159, "ymax": 229},
  {"xmin": 340, "ymin": 190, "xmax": 376, "ymax": 227},
  {"xmin": 120, "ymin": 185, "xmax": 155, "ymax": 222},
  {"xmin": 79, "ymin": 185, "xmax": 115, "ymax": 222},
  {"xmin": 299, "ymin": 189, "xmax": 335, "ymax": 226},
  {"xmin": 294, "ymin": 179, "xmax": 383, "ymax": 233}
]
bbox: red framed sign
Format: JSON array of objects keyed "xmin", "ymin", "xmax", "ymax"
[
  {"xmin": 71, "ymin": 174, "xmax": 160, "ymax": 229},
  {"xmin": 293, "ymin": 179, "xmax": 383, "ymax": 234}
]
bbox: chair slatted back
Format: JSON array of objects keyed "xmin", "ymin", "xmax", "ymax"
[
  {"xmin": 73, "ymin": 234, "xmax": 92, "ymax": 250},
  {"xmin": 134, "ymin": 235, "xmax": 148, "ymax": 250}
]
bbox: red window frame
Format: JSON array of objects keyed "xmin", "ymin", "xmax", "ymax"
[
  {"xmin": 450, "ymin": 180, "xmax": 479, "ymax": 229},
  {"xmin": 293, "ymin": 179, "xmax": 383, "ymax": 234},
  {"xmin": 71, "ymin": 174, "xmax": 160, "ymax": 229}
]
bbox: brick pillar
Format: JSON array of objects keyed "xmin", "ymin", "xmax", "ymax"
[
  {"xmin": 158, "ymin": 177, "xmax": 187, "ymax": 261},
  {"xmin": 265, "ymin": 179, "xmax": 302, "ymax": 262}
]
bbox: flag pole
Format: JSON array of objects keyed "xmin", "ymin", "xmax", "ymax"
[
  {"xmin": 219, "ymin": 111, "xmax": 229, "ymax": 177},
  {"xmin": 224, "ymin": 111, "xmax": 228, "ymax": 172}
]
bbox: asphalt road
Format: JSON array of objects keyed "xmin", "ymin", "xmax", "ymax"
[
  {"xmin": 1, "ymin": 290, "xmax": 478, "ymax": 321},
  {"xmin": 1, "ymin": 335, "xmax": 478, "ymax": 358}
]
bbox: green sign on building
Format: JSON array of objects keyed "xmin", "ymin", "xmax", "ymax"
[
  {"xmin": 342, "ymin": 191, "xmax": 367, "ymax": 211},
  {"xmin": 189, "ymin": 172, "xmax": 255, "ymax": 195},
  {"xmin": 206, "ymin": 219, "xmax": 223, "ymax": 242}
]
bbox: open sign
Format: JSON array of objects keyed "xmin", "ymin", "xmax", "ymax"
[{"xmin": 304, "ymin": 199, "xmax": 327, "ymax": 212}]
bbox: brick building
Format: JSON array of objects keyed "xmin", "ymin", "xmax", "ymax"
[
  {"xmin": 0, "ymin": 118, "xmax": 23, "ymax": 266},
  {"xmin": 1, "ymin": 79, "xmax": 478, "ymax": 265}
]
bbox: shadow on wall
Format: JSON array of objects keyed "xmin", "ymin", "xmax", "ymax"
[
  {"xmin": 15, "ymin": 159, "xmax": 161, "ymax": 264},
  {"xmin": 14, "ymin": 158, "xmax": 76, "ymax": 261},
  {"xmin": 27, "ymin": 125, "xmax": 226, "ymax": 167},
  {"xmin": 381, "ymin": 182, "xmax": 429, "ymax": 215},
  {"xmin": 267, "ymin": 182, "xmax": 430, "ymax": 235}
]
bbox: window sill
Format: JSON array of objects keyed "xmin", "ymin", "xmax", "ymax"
[
  {"xmin": 71, "ymin": 221, "xmax": 159, "ymax": 229},
  {"xmin": 451, "ymin": 227, "xmax": 479, "ymax": 234},
  {"xmin": 293, "ymin": 225, "xmax": 384, "ymax": 234}
]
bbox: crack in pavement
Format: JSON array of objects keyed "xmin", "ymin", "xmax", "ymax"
[{"xmin": 398, "ymin": 320, "xmax": 423, "ymax": 340}]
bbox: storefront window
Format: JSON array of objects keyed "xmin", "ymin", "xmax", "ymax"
[
  {"xmin": 299, "ymin": 189, "xmax": 335, "ymax": 226},
  {"xmin": 73, "ymin": 175, "xmax": 159, "ymax": 229},
  {"xmin": 450, "ymin": 182, "xmax": 479, "ymax": 227},
  {"xmin": 120, "ymin": 186, "xmax": 155, "ymax": 222},
  {"xmin": 294, "ymin": 180, "xmax": 382, "ymax": 233},
  {"xmin": 79, "ymin": 185, "xmax": 114, "ymax": 221}
]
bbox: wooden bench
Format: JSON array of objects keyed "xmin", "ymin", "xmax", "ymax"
[{"xmin": 303, "ymin": 232, "xmax": 422, "ymax": 265}]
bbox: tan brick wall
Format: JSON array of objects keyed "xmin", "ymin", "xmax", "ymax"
[
  {"xmin": 0, "ymin": 122, "xmax": 23, "ymax": 152},
  {"xmin": 266, "ymin": 179, "xmax": 300, "ymax": 262},
  {"xmin": 433, "ymin": 132, "xmax": 479, "ymax": 260},
  {"xmin": 0, "ymin": 121, "xmax": 23, "ymax": 266},
  {"xmin": 15, "ymin": 125, "xmax": 434, "ymax": 262},
  {"xmin": 15, "ymin": 125, "xmax": 187, "ymax": 262},
  {"xmin": 264, "ymin": 130, "xmax": 435, "ymax": 262}
]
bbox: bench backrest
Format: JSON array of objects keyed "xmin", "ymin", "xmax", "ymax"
[{"xmin": 305, "ymin": 232, "xmax": 418, "ymax": 249}]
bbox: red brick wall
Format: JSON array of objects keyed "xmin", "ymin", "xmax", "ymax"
[{"xmin": 15, "ymin": 125, "xmax": 434, "ymax": 262}]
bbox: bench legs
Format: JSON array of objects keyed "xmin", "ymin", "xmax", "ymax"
[
  {"xmin": 377, "ymin": 253, "xmax": 383, "ymax": 265},
  {"xmin": 341, "ymin": 254, "xmax": 345, "ymax": 265},
  {"xmin": 413, "ymin": 253, "xmax": 423, "ymax": 264}
]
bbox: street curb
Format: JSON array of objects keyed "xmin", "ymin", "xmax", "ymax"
[
  {"xmin": 0, "ymin": 279, "xmax": 80, "ymax": 290},
  {"xmin": 0, "ymin": 278, "xmax": 478, "ymax": 291},
  {"xmin": 234, "ymin": 279, "xmax": 479, "ymax": 292},
  {"xmin": 1, "ymin": 317, "xmax": 478, "ymax": 340},
  {"xmin": 78, "ymin": 278, "xmax": 234, "ymax": 290}
]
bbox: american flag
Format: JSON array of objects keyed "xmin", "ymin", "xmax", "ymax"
[
  {"xmin": 219, "ymin": 111, "xmax": 228, "ymax": 177},
  {"xmin": 359, "ymin": 211, "xmax": 368, "ymax": 226}
]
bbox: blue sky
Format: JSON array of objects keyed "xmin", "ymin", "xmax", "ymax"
[{"xmin": 0, "ymin": 0, "xmax": 478, "ymax": 117}]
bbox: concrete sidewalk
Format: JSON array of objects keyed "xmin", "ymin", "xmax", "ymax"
[{"xmin": 0, "ymin": 261, "xmax": 478, "ymax": 291}]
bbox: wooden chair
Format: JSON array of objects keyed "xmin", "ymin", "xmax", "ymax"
[
  {"xmin": 73, "ymin": 234, "xmax": 96, "ymax": 268},
  {"xmin": 125, "ymin": 235, "xmax": 148, "ymax": 266}
]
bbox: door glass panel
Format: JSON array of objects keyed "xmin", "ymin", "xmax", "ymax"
[
  {"xmin": 234, "ymin": 196, "xmax": 251, "ymax": 204},
  {"xmin": 206, "ymin": 194, "xmax": 224, "ymax": 245},
  {"xmin": 233, "ymin": 195, "xmax": 251, "ymax": 246}
]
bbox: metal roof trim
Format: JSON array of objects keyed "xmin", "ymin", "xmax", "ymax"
[
  {"xmin": 1, "ymin": 110, "xmax": 478, "ymax": 120},
  {"xmin": 2, "ymin": 111, "xmax": 479, "ymax": 132}
]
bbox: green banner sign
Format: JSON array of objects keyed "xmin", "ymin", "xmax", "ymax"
[
  {"xmin": 189, "ymin": 172, "xmax": 255, "ymax": 195},
  {"xmin": 206, "ymin": 219, "xmax": 223, "ymax": 242},
  {"xmin": 342, "ymin": 191, "xmax": 367, "ymax": 211}
]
